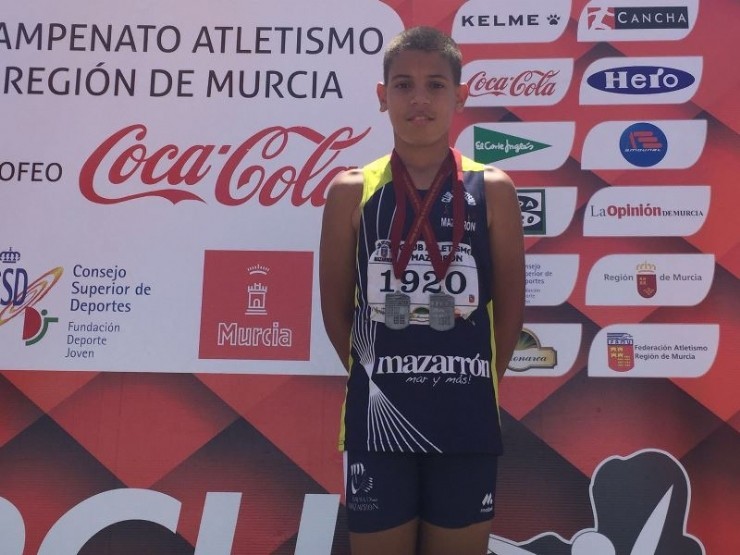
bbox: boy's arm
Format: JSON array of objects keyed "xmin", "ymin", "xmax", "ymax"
[
  {"xmin": 319, "ymin": 170, "xmax": 363, "ymax": 371},
  {"xmin": 485, "ymin": 167, "xmax": 525, "ymax": 384}
]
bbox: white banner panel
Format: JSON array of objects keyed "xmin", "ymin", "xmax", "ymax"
[
  {"xmin": 452, "ymin": 0, "xmax": 571, "ymax": 44},
  {"xmin": 581, "ymin": 120, "xmax": 706, "ymax": 170},
  {"xmin": 463, "ymin": 58, "xmax": 573, "ymax": 107},
  {"xmin": 525, "ymin": 254, "xmax": 579, "ymax": 306},
  {"xmin": 584, "ymin": 185, "xmax": 710, "ymax": 236},
  {"xmin": 456, "ymin": 122, "xmax": 575, "ymax": 170},
  {"xmin": 578, "ymin": 0, "xmax": 699, "ymax": 42},
  {"xmin": 586, "ymin": 254, "xmax": 714, "ymax": 306},
  {"xmin": 580, "ymin": 56, "xmax": 702, "ymax": 105},
  {"xmin": 589, "ymin": 324, "xmax": 719, "ymax": 377},
  {"xmin": 0, "ymin": 0, "xmax": 404, "ymax": 374},
  {"xmin": 518, "ymin": 187, "xmax": 578, "ymax": 237},
  {"xmin": 506, "ymin": 323, "xmax": 582, "ymax": 377}
]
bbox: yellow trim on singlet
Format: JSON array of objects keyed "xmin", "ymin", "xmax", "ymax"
[
  {"xmin": 488, "ymin": 301, "xmax": 502, "ymax": 424},
  {"xmin": 360, "ymin": 153, "xmax": 485, "ymax": 207},
  {"xmin": 460, "ymin": 155, "xmax": 487, "ymax": 172},
  {"xmin": 361, "ymin": 155, "xmax": 393, "ymax": 207}
]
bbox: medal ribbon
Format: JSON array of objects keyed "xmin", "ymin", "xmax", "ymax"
[{"xmin": 389, "ymin": 148, "xmax": 465, "ymax": 281}]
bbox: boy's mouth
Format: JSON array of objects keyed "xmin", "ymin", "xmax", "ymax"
[{"xmin": 407, "ymin": 113, "xmax": 433, "ymax": 122}]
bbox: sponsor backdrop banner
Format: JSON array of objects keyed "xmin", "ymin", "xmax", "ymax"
[{"xmin": 1, "ymin": 0, "xmax": 738, "ymax": 553}]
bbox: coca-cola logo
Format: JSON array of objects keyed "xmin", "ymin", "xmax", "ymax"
[
  {"xmin": 79, "ymin": 124, "xmax": 370, "ymax": 207},
  {"xmin": 468, "ymin": 69, "xmax": 560, "ymax": 98},
  {"xmin": 462, "ymin": 59, "xmax": 572, "ymax": 107}
]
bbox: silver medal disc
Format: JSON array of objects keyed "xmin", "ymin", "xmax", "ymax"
[
  {"xmin": 429, "ymin": 293, "xmax": 455, "ymax": 331},
  {"xmin": 385, "ymin": 292, "xmax": 410, "ymax": 330}
]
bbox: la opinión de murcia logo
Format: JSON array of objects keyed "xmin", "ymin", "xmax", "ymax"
[
  {"xmin": 79, "ymin": 123, "xmax": 370, "ymax": 207},
  {"xmin": 0, "ymin": 247, "xmax": 62, "ymax": 345}
]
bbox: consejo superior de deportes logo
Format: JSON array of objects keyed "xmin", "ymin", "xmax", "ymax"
[{"xmin": 0, "ymin": 247, "xmax": 62, "ymax": 345}]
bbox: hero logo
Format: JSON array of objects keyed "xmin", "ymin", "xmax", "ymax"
[
  {"xmin": 581, "ymin": 56, "xmax": 702, "ymax": 104},
  {"xmin": 464, "ymin": 58, "xmax": 572, "ymax": 107},
  {"xmin": 79, "ymin": 123, "xmax": 369, "ymax": 207},
  {"xmin": 589, "ymin": 65, "xmax": 694, "ymax": 94}
]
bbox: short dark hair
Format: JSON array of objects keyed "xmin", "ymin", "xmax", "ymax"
[{"xmin": 383, "ymin": 26, "xmax": 462, "ymax": 84}]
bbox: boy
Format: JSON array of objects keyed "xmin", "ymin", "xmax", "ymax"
[{"xmin": 319, "ymin": 26, "xmax": 525, "ymax": 555}]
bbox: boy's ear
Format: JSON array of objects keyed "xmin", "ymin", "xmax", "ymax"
[
  {"xmin": 377, "ymin": 82, "xmax": 388, "ymax": 112},
  {"xmin": 455, "ymin": 82, "xmax": 469, "ymax": 112}
]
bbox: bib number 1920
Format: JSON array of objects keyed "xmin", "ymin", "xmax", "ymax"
[{"xmin": 379, "ymin": 269, "xmax": 467, "ymax": 295}]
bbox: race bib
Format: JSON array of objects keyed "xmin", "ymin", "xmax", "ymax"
[{"xmin": 367, "ymin": 240, "xmax": 479, "ymax": 324}]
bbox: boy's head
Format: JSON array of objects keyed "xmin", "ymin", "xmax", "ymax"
[{"xmin": 383, "ymin": 27, "xmax": 462, "ymax": 85}]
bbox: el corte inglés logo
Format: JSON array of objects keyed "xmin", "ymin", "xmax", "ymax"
[{"xmin": 473, "ymin": 126, "xmax": 551, "ymax": 164}]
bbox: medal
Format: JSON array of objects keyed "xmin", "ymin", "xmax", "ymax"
[
  {"xmin": 389, "ymin": 148, "xmax": 465, "ymax": 283},
  {"xmin": 388, "ymin": 148, "xmax": 466, "ymax": 330},
  {"xmin": 429, "ymin": 293, "xmax": 455, "ymax": 331},
  {"xmin": 384, "ymin": 292, "xmax": 410, "ymax": 330}
]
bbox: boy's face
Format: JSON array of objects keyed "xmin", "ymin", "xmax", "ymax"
[{"xmin": 377, "ymin": 50, "xmax": 468, "ymax": 150}]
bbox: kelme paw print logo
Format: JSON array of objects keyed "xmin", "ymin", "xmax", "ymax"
[{"xmin": 547, "ymin": 14, "xmax": 561, "ymax": 25}]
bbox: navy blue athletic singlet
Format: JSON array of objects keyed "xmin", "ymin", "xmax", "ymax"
[{"xmin": 339, "ymin": 152, "xmax": 504, "ymax": 454}]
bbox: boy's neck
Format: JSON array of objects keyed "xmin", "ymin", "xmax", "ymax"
[{"xmin": 392, "ymin": 141, "xmax": 452, "ymax": 190}]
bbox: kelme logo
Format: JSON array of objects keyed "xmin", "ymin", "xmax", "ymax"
[{"xmin": 473, "ymin": 127, "xmax": 551, "ymax": 164}]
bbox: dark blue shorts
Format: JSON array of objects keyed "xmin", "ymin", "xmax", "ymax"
[{"xmin": 344, "ymin": 451, "xmax": 498, "ymax": 533}]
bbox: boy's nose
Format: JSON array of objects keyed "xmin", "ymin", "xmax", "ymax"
[{"xmin": 411, "ymin": 91, "xmax": 430, "ymax": 105}]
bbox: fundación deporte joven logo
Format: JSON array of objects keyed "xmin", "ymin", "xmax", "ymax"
[
  {"xmin": 199, "ymin": 250, "xmax": 312, "ymax": 361},
  {"xmin": 0, "ymin": 247, "xmax": 62, "ymax": 346}
]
